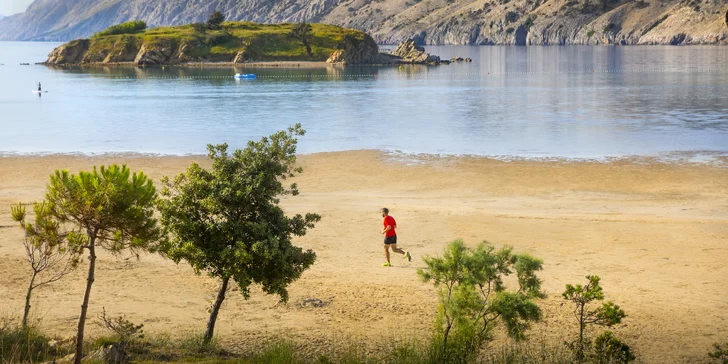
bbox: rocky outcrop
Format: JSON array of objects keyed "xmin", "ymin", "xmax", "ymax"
[
  {"xmin": 103, "ymin": 36, "xmax": 140, "ymax": 63},
  {"xmin": 388, "ymin": 39, "xmax": 441, "ymax": 64},
  {"xmin": 2, "ymin": 0, "xmax": 727, "ymax": 45},
  {"xmin": 233, "ymin": 51, "xmax": 245, "ymax": 64},
  {"xmin": 326, "ymin": 34, "xmax": 379, "ymax": 65},
  {"xmin": 175, "ymin": 40, "xmax": 204, "ymax": 63},
  {"xmin": 45, "ymin": 39, "xmax": 90, "ymax": 64},
  {"xmin": 134, "ymin": 39, "xmax": 174, "ymax": 65}
]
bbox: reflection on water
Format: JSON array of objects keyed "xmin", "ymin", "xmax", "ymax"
[{"xmin": 0, "ymin": 42, "xmax": 727, "ymax": 158}]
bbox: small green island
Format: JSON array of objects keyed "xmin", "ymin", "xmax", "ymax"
[{"xmin": 45, "ymin": 15, "xmax": 444, "ymax": 67}]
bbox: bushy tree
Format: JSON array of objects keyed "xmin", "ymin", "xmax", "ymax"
[
  {"xmin": 289, "ymin": 22, "xmax": 314, "ymax": 58},
  {"xmin": 418, "ymin": 240, "xmax": 544, "ymax": 362},
  {"xmin": 562, "ymin": 275, "xmax": 628, "ymax": 363},
  {"xmin": 11, "ymin": 202, "xmax": 80, "ymax": 329},
  {"xmin": 207, "ymin": 11, "xmax": 225, "ymax": 30},
  {"xmin": 157, "ymin": 125, "xmax": 320, "ymax": 345},
  {"xmin": 42, "ymin": 165, "xmax": 160, "ymax": 364}
]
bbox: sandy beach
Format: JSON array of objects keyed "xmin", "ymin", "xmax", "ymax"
[{"xmin": 0, "ymin": 151, "xmax": 726, "ymax": 362}]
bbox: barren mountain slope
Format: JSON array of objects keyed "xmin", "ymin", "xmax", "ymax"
[{"xmin": 0, "ymin": 0, "xmax": 726, "ymax": 44}]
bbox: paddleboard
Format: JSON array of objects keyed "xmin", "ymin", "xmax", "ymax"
[
  {"xmin": 32, "ymin": 90, "xmax": 48, "ymax": 93},
  {"xmin": 234, "ymin": 73, "xmax": 256, "ymax": 80}
]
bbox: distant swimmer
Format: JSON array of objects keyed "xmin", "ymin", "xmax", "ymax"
[{"xmin": 380, "ymin": 207, "xmax": 411, "ymax": 267}]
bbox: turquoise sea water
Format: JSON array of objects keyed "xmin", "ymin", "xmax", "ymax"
[{"xmin": 0, "ymin": 41, "xmax": 727, "ymax": 160}]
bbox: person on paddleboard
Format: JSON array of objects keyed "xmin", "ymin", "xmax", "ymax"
[
  {"xmin": 37, "ymin": 82, "xmax": 41, "ymax": 92},
  {"xmin": 380, "ymin": 207, "xmax": 411, "ymax": 267}
]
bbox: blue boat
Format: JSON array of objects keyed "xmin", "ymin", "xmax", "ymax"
[{"xmin": 234, "ymin": 73, "xmax": 256, "ymax": 80}]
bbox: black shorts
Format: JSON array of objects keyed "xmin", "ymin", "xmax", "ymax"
[{"xmin": 384, "ymin": 235, "xmax": 397, "ymax": 245}]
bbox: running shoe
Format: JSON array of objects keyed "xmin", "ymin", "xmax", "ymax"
[
  {"xmin": 405, "ymin": 252, "xmax": 412, "ymax": 262},
  {"xmin": 382, "ymin": 262, "xmax": 391, "ymax": 267}
]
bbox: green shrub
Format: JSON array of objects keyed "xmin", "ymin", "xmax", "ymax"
[
  {"xmin": 418, "ymin": 241, "xmax": 544, "ymax": 363},
  {"xmin": 505, "ymin": 11, "xmax": 520, "ymax": 24},
  {"xmin": 178, "ymin": 332, "xmax": 224, "ymax": 356},
  {"xmin": 95, "ymin": 307, "xmax": 144, "ymax": 349},
  {"xmin": 192, "ymin": 23, "xmax": 207, "ymax": 33},
  {"xmin": 484, "ymin": 343, "xmax": 573, "ymax": 363},
  {"xmin": 205, "ymin": 31, "xmax": 234, "ymax": 46},
  {"xmin": 709, "ymin": 342, "xmax": 728, "ymax": 364},
  {"xmin": 592, "ymin": 331, "xmax": 635, "ymax": 363},
  {"xmin": 93, "ymin": 20, "xmax": 147, "ymax": 37},
  {"xmin": 506, "ymin": 27, "xmax": 515, "ymax": 34},
  {"xmin": 0, "ymin": 318, "xmax": 68, "ymax": 363},
  {"xmin": 253, "ymin": 341, "xmax": 303, "ymax": 364},
  {"xmin": 562, "ymin": 276, "xmax": 629, "ymax": 363},
  {"xmin": 587, "ymin": 30, "xmax": 596, "ymax": 38}
]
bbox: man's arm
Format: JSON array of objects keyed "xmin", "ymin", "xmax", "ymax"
[{"xmin": 382, "ymin": 225, "xmax": 391, "ymax": 235}]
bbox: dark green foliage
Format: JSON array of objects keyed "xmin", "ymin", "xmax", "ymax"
[
  {"xmin": 157, "ymin": 125, "xmax": 320, "ymax": 345},
  {"xmin": 505, "ymin": 11, "xmax": 520, "ymax": 24},
  {"xmin": 289, "ymin": 22, "xmax": 314, "ymax": 58},
  {"xmin": 192, "ymin": 23, "xmax": 207, "ymax": 33},
  {"xmin": 207, "ymin": 11, "xmax": 225, "ymax": 30},
  {"xmin": 562, "ymin": 276, "xmax": 628, "ymax": 363},
  {"xmin": 205, "ymin": 30, "xmax": 234, "ymax": 46},
  {"xmin": 506, "ymin": 27, "xmax": 515, "ymax": 34},
  {"xmin": 523, "ymin": 15, "xmax": 537, "ymax": 32},
  {"xmin": 709, "ymin": 342, "xmax": 728, "ymax": 364},
  {"xmin": 603, "ymin": 23, "xmax": 615, "ymax": 33},
  {"xmin": 587, "ymin": 30, "xmax": 596, "ymax": 38},
  {"xmin": 593, "ymin": 331, "xmax": 635, "ymax": 363},
  {"xmin": 418, "ymin": 240, "xmax": 544, "ymax": 362},
  {"xmin": 93, "ymin": 21, "xmax": 147, "ymax": 37}
]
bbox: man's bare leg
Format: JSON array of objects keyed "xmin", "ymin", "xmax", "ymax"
[
  {"xmin": 390, "ymin": 244, "xmax": 405, "ymax": 255},
  {"xmin": 391, "ymin": 244, "xmax": 411, "ymax": 262},
  {"xmin": 384, "ymin": 245, "xmax": 391, "ymax": 264}
]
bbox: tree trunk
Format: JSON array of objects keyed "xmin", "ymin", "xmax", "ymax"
[
  {"xmin": 302, "ymin": 40, "xmax": 312, "ymax": 58},
  {"xmin": 22, "ymin": 271, "xmax": 37, "ymax": 329},
  {"xmin": 203, "ymin": 277, "xmax": 229, "ymax": 345},
  {"xmin": 578, "ymin": 302, "xmax": 585, "ymax": 363},
  {"xmin": 74, "ymin": 241, "xmax": 96, "ymax": 364}
]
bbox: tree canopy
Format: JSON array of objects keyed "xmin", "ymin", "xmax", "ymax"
[
  {"xmin": 44, "ymin": 164, "xmax": 160, "ymax": 364},
  {"xmin": 157, "ymin": 124, "xmax": 320, "ymax": 343},
  {"xmin": 418, "ymin": 240, "xmax": 543, "ymax": 361},
  {"xmin": 207, "ymin": 11, "xmax": 225, "ymax": 30}
]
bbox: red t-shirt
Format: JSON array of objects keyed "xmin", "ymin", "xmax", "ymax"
[{"xmin": 383, "ymin": 216, "xmax": 397, "ymax": 237}]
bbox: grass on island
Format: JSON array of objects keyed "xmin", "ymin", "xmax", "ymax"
[{"xmin": 81, "ymin": 21, "xmax": 368, "ymax": 62}]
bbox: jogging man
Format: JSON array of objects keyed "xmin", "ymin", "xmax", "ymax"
[{"xmin": 381, "ymin": 207, "xmax": 411, "ymax": 266}]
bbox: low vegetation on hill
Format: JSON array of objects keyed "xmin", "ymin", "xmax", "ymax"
[{"xmin": 46, "ymin": 18, "xmax": 376, "ymax": 65}]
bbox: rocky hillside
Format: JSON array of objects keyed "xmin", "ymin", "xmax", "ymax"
[{"xmin": 1, "ymin": 0, "xmax": 727, "ymax": 45}]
